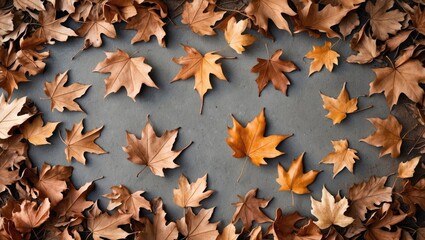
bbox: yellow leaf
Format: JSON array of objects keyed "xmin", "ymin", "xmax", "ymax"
[
  {"xmin": 320, "ymin": 83, "xmax": 358, "ymax": 125},
  {"xmin": 305, "ymin": 41, "xmax": 340, "ymax": 76}
]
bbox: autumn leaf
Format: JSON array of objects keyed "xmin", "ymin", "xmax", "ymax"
[
  {"xmin": 248, "ymin": 225, "xmax": 263, "ymax": 239},
  {"xmin": 363, "ymin": 204, "xmax": 406, "ymax": 240},
  {"xmin": 0, "ymin": 12, "xmax": 14, "ymax": 37},
  {"xmin": 103, "ymin": 185, "xmax": 151, "ymax": 220},
  {"xmin": 273, "ymin": 209, "xmax": 304, "ymax": 239},
  {"xmin": 63, "ymin": 119, "xmax": 106, "ymax": 164},
  {"xmin": 360, "ymin": 115, "xmax": 402, "ymax": 158},
  {"xmin": 321, "ymin": 139, "xmax": 359, "ymax": 178},
  {"xmin": 305, "ymin": 41, "xmax": 340, "ymax": 76},
  {"xmin": 245, "ymin": 0, "xmax": 296, "ymax": 33},
  {"xmin": 87, "ymin": 202, "xmax": 131, "ymax": 240},
  {"xmin": 232, "ymin": 188, "xmax": 272, "ymax": 230},
  {"xmin": 347, "ymin": 34, "xmax": 385, "ymax": 64},
  {"xmin": 173, "ymin": 174, "xmax": 214, "ymax": 208},
  {"xmin": 125, "ymin": 6, "xmax": 166, "ymax": 47},
  {"xmin": 181, "ymin": 0, "xmax": 225, "ymax": 36},
  {"xmin": 339, "ymin": 11, "xmax": 360, "ymax": 38},
  {"xmin": 54, "ymin": 181, "xmax": 94, "ymax": 219},
  {"xmin": 177, "ymin": 208, "xmax": 219, "ymax": 240},
  {"xmin": 311, "ymin": 186, "xmax": 354, "ymax": 229},
  {"xmin": 251, "ymin": 49, "xmax": 298, "ymax": 96},
  {"xmin": 43, "ymin": 70, "xmax": 90, "ymax": 112},
  {"xmin": 400, "ymin": 179, "xmax": 425, "ymax": 213},
  {"xmin": 320, "ymin": 83, "xmax": 358, "ymax": 124},
  {"xmin": 123, "ymin": 117, "xmax": 190, "ymax": 177},
  {"xmin": 398, "ymin": 157, "xmax": 421, "ymax": 179},
  {"xmin": 224, "ymin": 17, "xmax": 256, "ymax": 54},
  {"xmin": 0, "ymin": 151, "xmax": 24, "ymax": 193},
  {"xmin": 0, "ymin": 45, "xmax": 28, "ymax": 99},
  {"xmin": 365, "ymin": 0, "xmax": 406, "ymax": 41},
  {"xmin": 13, "ymin": 0, "xmax": 45, "ymax": 11},
  {"xmin": 172, "ymin": 45, "xmax": 227, "ymax": 113},
  {"xmin": 16, "ymin": 36, "xmax": 50, "ymax": 76},
  {"xmin": 76, "ymin": 18, "xmax": 116, "ymax": 48},
  {"xmin": 103, "ymin": 0, "xmax": 136, "ymax": 23},
  {"xmin": 0, "ymin": 94, "xmax": 31, "ymax": 139},
  {"xmin": 12, "ymin": 198, "xmax": 50, "ymax": 233},
  {"xmin": 226, "ymin": 109, "xmax": 290, "ymax": 167},
  {"xmin": 217, "ymin": 223, "xmax": 240, "ymax": 240},
  {"xmin": 276, "ymin": 153, "xmax": 320, "ymax": 194},
  {"xmin": 347, "ymin": 176, "xmax": 392, "ymax": 220},
  {"xmin": 20, "ymin": 115, "xmax": 59, "ymax": 145}
]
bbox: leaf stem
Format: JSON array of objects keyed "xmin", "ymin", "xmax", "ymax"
[
  {"xmin": 265, "ymin": 43, "xmax": 270, "ymax": 58},
  {"xmin": 137, "ymin": 166, "xmax": 148, "ymax": 177},
  {"xmin": 291, "ymin": 191, "xmax": 294, "ymax": 207},
  {"xmin": 401, "ymin": 123, "xmax": 418, "ymax": 140},
  {"xmin": 352, "ymin": 105, "xmax": 373, "ymax": 114},
  {"xmin": 237, "ymin": 157, "xmax": 249, "ymax": 183}
]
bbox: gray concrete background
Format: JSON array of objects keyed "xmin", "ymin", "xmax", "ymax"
[{"xmin": 13, "ymin": 20, "xmax": 406, "ymax": 226}]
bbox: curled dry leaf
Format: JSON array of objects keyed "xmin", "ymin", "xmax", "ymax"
[
  {"xmin": 305, "ymin": 41, "xmax": 340, "ymax": 76},
  {"xmin": 0, "ymin": 94, "xmax": 31, "ymax": 139},
  {"xmin": 93, "ymin": 49, "xmax": 158, "ymax": 101},
  {"xmin": 320, "ymin": 83, "xmax": 358, "ymax": 125},
  {"xmin": 20, "ymin": 115, "xmax": 59, "ymax": 145},
  {"xmin": 0, "ymin": 11, "xmax": 14, "ymax": 36},
  {"xmin": 311, "ymin": 186, "xmax": 354, "ymax": 229},
  {"xmin": 43, "ymin": 70, "xmax": 90, "ymax": 112},
  {"xmin": 217, "ymin": 223, "xmax": 240, "ymax": 240},
  {"xmin": 16, "ymin": 36, "xmax": 50, "ymax": 76},
  {"xmin": 13, "ymin": 0, "xmax": 45, "ymax": 11},
  {"xmin": 123, "ymin": 117, "xmax": 190, "ymax": 177},
  {"xmin": 103, "ymin": 0, "xmax": 137, "ymax": 23},
  {"xmin": 12, "ymin": 198, "xmax": 50, "ymax": 233},
  {"xmin": 232, "ymin": 188, "xmax": 272, "ymax": 230},
  {"xmin": 251, "ymin": 49, "xmax": 298, "ymax": 96},
  {"xmin": 64, "ymin": 119, "xmax": 106, "ymax": 164},
  {"xmin": 400, "ymin": 179, "xmax": 425, "ymax": 214},
  {"xmin": 398, "ymin": 156, "xmax": 421, "ymax": 179},
  {"xmin": 276, "ymin": 153, "xmax": 320, "ymax": 194},
  {"xmin": 363, "ymin": 204, "xmax": 407, "ymax": 240},
  {"xmin": 181, "ymin": 0, "xmax": 225, "ymax": 36},
  {"xmin": 0, "ymin": 45, "xmax": 28, "ymax": 99},
  {"xmin": 224, "ymin": 17, "xmax": 256, "ymax": 54},
  {"xmin": 226, "ymin": 109, "xmax": 290, "ymax": 166},
  {"xmin": 177, "ymin": 208, "xmax": 219, "ymax": 240},
  {"xmin": 347, "ymin": 34, "xmax": 385, "ymax": 64},
  {"xmin": 321, "ymin": 139, "xmax": 359, "ymax": 178},
  {"xmin": 173, "ymin": 174, "xmax": 214, "ymax": 208},
  {"xmin": 248, "ymin": 225, "xmax": 263, "ymax": 240},
  {"xmin": 361, "ymin": 115, "xmax": 402, "ymax": 158}
]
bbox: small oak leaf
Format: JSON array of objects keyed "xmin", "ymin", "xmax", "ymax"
[
  {"xmin": 320, "ymin": 83, "xmax": 358, "ymax": 124},
  {"xmin": 305, "ymin": 41, "xmax": 340, "ymax": 76}
]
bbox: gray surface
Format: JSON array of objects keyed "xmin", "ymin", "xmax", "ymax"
[{"xmin": 13, "ymin": 21, "xmax": 405, "ymax": 226}]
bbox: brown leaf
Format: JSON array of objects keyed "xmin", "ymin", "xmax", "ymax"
[
  {"xmin": 321, "ymin": 139, "xmax": 359, "ymax": 178},
  {"xmin": 172, "ymin": 45, "xmax": 227, "ymax": 113},
  {"xmin": 226, "ymin": 109, "xmax": 290, "ymax": 166},
  {"xmin": 276, "ymin": 153, "xmax": 320, "ymax": 194},
  {"xmin": 245, "ymin": 0, "xmax": 296, "ymax": 33},
  {"xmin": 217, "ymin": 223, "xmax": 240, "ymax": 240},
  {"xmin": 13, "ymin": 0, "xmax": 45, "ymax": 11},
  {"xmin": 181, "ymin": 0, "xmax": 225, "ymax": 36},
  {"xmin": 177, "ymin": 208, "xmax": 219, "ymax": 240},
  {"xmin": 0, "ymin": 95, "xmax": 31, "ymax": 139},
  {"xmin": 64, "ymin": 119, "xmax": 106, "ymax": 164},
  {"xmin": 21, "ymin": 115, "xmax": 59, "ymax": 145},
  {"xmin": 125, "ymin": 6, "xmax": 166, "ymax": 47},
  {"xmin": 251, "ymin": 49, "xmax": 298, "ymax": 96},
  {"xmin": 173, "ymin": 174, "xmax": 214, "ymax": 208},
  {"xmin": 320, "ymin": 83, "xmax": 358, "ymax": 124},
  {"xmin": 87, "ymin": 202, "xmax": 131, "ymax": 240},
  {"xmin": 12, "ymin": 198, "xmax": 50, "ymax": 233},
  {"xmin": 232, "ymin": 188, "xmax": 272, "ymax": 230},
  {"xmin": 103, "ymin": 185, "xmax": 151, "ymax": 220},
  {"xmin": 103, "ymin": 0, "xmax": 136, "ymax": 23},
  {"xmin": 0, "ymin": 151, "xmax": 24, "ymax": 193},
  {"xmin": 365, "ymin": 0, "xmax": 406, "ymax": 41},
  {"xmin": 360, "ymin": 115, "xmax": 402, "ymax": 158},
  {"xmin": 93, "ymin": 49, "xmax": 158, "ymax": 101},
  {"xmin": 339, "ymin": 11, "xmax": 360, "ymax": 38},
  {"xmin": 54, "ymin": 181, "xmax": 94, "ymax": 219},
  {"xmin": 400, "ymin": 179, "xmax": 425, "ymax": 212},
  {"xmin": 305, "ymin": 41, "xmax": 340, "ymax": 76},
  {"xmin": 295, "ymin": 220, "xmax": 322, "ymax": 240},
  {"xmin": 16, "ymin": 36, "xmax": 50, "ymax": 76},
  {"xmin": 398, "ymin": 156, "xmax": 421, "ymax": 179},
  {"xmin": 249, "ymin": 225, "xmax": 263, "ymax": 240},
  {"xmin": 123, "ymin": 117, "xmax": 189, "ymax": 177},
  {"xmin": 43, "ymin": 70, "xmax": 90, "ymax": 112},
  {"xmin": 364, "ymin": 204, "xmax": 406, "ymax": 240},
  {"xmin": 347, "ymin": 34, "xmax": 385, "ymax": 64},
  {"xmin": 311, "ymin": 186, "xmax": 354, "ymax": 229},
  {"xmin": 0, "ymin": 45, "xmax": 28, "ymax": 100},
  {"xmin": 0, "ymin": 11, "xmax": 13, "ymax": 36},
  {"xmin": 76, "ymin": 18, "xmax": 116, "ymax": 48},
  {"xmin": 224, "ymin": 17, "xmax": 256, "ymax": 54},
  {"xmin": 347, "ymin": 176, "xmax": 392, "ymax": 220},
  {"xmin": 273, "ymin": 209, "xmax": 304, "ymax": 239}
]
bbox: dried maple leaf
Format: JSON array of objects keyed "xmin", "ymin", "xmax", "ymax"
[
  {"xmin": 173, "ymin": 174, "xmax": 214, "ymax": 208},
  {"xmin": 369, "ymin": 57, "xmax": 425, "ymax": 108},
  {"xmin": 400, "ymin": 179, "xmax": 425, "ymax": 213},
  {"xmin": 125, "ymin": 6, "xmax": 166, "ymax": 47},
  {"xmin": 76, "ymin": 18, "xmax": 116, "ymax": 48},
  {"xmin": 245, "ymin": 0, "xmax": 296, "ymax": 33},
  {"xmin": 249, "ymin": 225, "xmax": 263, "ymax": 239},
  {"xmin": 276, "ymin": 153, "xmax": 320, "ymax": 194},
  {"xmin": 311, "ymin": 186, "xmax": 354, "ymax": 229},
  {"xmin": 0, "ymin": 151, "xmax": 24, "ymax": 193},
  {"xmin": 43, "ymin": 70, "xmax": 90, "ymax": 112},
  {"xmin": 0, "ymin": 11, "xmax": 13, "ymax": 36},
  {"xmin": 0, "ymin": 94, "xmax": 31, "ymax": 139},
  {"xmin": 103, "ymin": 185, "xmax": 151, "ymax": 220},
  {"xmin": 181, "ymin": 0, "xmax": 225, "ymax": 36},
  {"xmin": 103, "ymin": 0, "xmax": 136, "ymax": 23},
  {"xmin": 177, "ymin": 208, "xmax": 219, "ymax": 240},
  {"xmin": 347, "ymin": 176, "xmax": 392, "ymax": 220},
  {"xmin": 305, "ymin": 41, "xmax": 340, "ymax": 76},
  {"xmin": 135, "ymin": 198, "xmax": 178, "ymax": 240},
  {"xmin": 12, "ymin": 198, "xmax": 50, "ymax": 233},
  {"xmin": 54, "ymin": 181, "xmax": 94, "ymax": 219},
  {"xmin": 217, "ymin": 223, "xmax": 240, "ymax": 240},
  {"xmin": 123, "ymin": 117, "xmax": 190, "ymax": 177},
  {"xmin": 224, "ymin": 17, "xmax": 256, "ymax": 54},
  {"xmin": 87, "ymin": 202, "xmax": 131, "ymax": 240},
  {"xmin": 321, "ymin": 139, "xmax": 359, "ymax": 178},
  {"xmin": 273, "ymin": 209, "xmax": 304, "ymax": 239},
  {"xmin": 32, "ymin": 4, "xmax": 77, "ymax": 43},
  {"xmin": 398, "ymin": 157, "xmax": 420, "ymax": 179},
  {"xmin": 320, "ymin": 83, "xmax": 358, "ymax": 124},
  {"xmin": 347, "ymin": 34, "xmax": 385, "ymax": 64},
  {"xmin": 172, "ymin": 45, "xmax": 227, "ymax": 113},
  {"xmin": 365, "ymin": 0, "xmax": 406, "ymax": 41},
  {"xmin": 232, "ymin": 188, "xmax": 272, "ymax": 230},
  {"xmin": 63, "ymin": 119, "xmax": 106, "ymax": 164},
  {"xmin": 94, "ymin": 49, "xmax": 158, "ymax": 101},
  {"xmin": 339, "ymin": 11, "xmax": 360, "ymax": 38},
  {"xmin": 363, "ymin": 204, "xmax": 406, "ymax": 240},
  {"xmin": 16, "ymin": 36, "xmax": 50, "ymax": 76},
  {"xmin": 226, "ymin": 109, "xmax": 290, "ymax": 166},
  {"xmin": 20, "ymin": 115, "xmax": 59, "ymax": 145},
  {"xmin": 13, "ymin": 0, "xmax": 45, "ymax": 11},
  {"xmin": 0, "ymin": 45, "xmax": 28, "ymax": 99},
  {"xmin": 360, "ymin": 115, "xmax": 402, "ymax": 158},
  {"xmin": 251, "ymin": 49, "xmax": 298, "ymax": 96}
]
